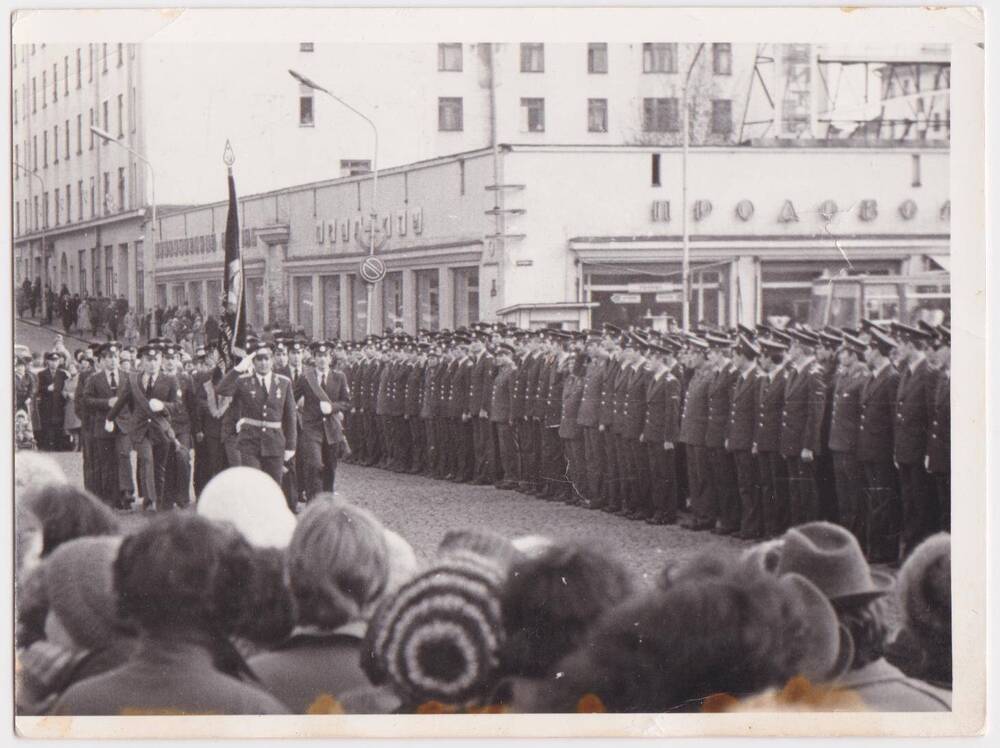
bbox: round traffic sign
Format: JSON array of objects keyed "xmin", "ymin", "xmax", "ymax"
[{"xmin": 360, "ymin": 255, "xmax": 387, "ymax": 284}]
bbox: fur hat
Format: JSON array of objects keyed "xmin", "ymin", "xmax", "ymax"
[
  {"xmin": 197, "ymin": 467, "xmax": 296, "ymax": 549},
  {"xmin": 897, "ymin": 532, "xmax": 951, "ymax": 645},
  {"xmin": 361, "ymin": 552, "xmax": 506, "ymax": 708},
  {"xmin": 42, "ymin": 536, "xmax": 134, "ymax": 650}
]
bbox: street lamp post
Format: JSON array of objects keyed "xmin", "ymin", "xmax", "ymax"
[
  {"xmin": 289, "ymin": 69, "xmax": 380, "ymax": 336},
  {"xmin": 91, "ymin": 126, "xmax": 156, "ymax": 310},
  {"xmin": 681, "ymin": 43, "xmax": 706, "ymax": 333},
  {"xmin": 14, "ymin": 161, "xmax": 49, "ymax": 320}
]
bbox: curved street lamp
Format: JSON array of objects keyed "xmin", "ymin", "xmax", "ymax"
[{"xmin": 289, "ymin": 69, "xmax": 381, "ymax": 336}]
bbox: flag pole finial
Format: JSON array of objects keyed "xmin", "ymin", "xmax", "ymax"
[{"xmin": 223, "ymin": 140, "xmax": 236, "ymax": 172}]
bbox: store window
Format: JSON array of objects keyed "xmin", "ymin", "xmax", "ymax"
[
  {"xmin": 294, "ymin": 276, "xmax": 314, "ymax": 338},
  {"xmin": 415, "ymin": 269, "xmax": 440, "ymax": 332},
  {"xmin": 453, "ymin": 267, "xmax": 480, "ymax": 327},
  {"xmin": 170, "ymin": 283, "xmax": 185, "ymax": 307},
  {"xmin": 155, "ymin": 283, "xmax": 167, "ymax": 308},
  {"xmin": 350, "ymin": 274, "xmax": 368, "ymax": 340},
  {"xmin": 205, "ymin": 279, "xmax": 222, "ymax": 315},
  {"xmin": 321, "ymin": 275, "xmax": 341, "ymax": 339},
  {"xmin": 382, "ymin": 271, "xmax": 404, "ymax": 332},
  {"xmin": 246, "ymin": 276, "xmax": 266, "ymax": 332}
]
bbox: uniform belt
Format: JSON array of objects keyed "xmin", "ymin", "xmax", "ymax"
[{"xmin": 238, "ymin": 418, "xmax": 283, "ymax": 430}]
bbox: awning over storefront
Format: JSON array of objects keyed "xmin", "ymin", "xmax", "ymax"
[{"xmin": 927, "ymin": 254, "xmax": 950, "ymax": 271}]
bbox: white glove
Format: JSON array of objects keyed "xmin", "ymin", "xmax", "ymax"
[
  {"xmin": 104, "ymin": 420, "xmax": 115, "ymax": 433},
  {"xmin": 283, "ymin": 449, "xmax": 296, "ymax": 463},
  {"xmin": 320, "ymin": 401, "xmax": 333, "ymax": 415},
  {"xmin": 236, "ymin": 355, "xmax": 255, "ymax": 373},
  {"xmin": 149, "ymin": 398, "xmax": 164, "ymax": 413},
  {"xmin": 47, "ymin": 384, "xmax": 55, "ymax": 392},
  {"xmin": 107, "ymin": 396, "xmax": 117, "ymax": 407}
]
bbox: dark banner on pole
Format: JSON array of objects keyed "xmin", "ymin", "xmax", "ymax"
[{"xmin": 218, "ymin": 166, "xmax": 246, "ymax": 365}]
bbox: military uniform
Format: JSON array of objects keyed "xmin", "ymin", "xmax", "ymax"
[
  {"xmin": 559, "ymin": 369, "xmax": 586, "ymax": 503},
  {"xmin": 469, "ymin": 350, "xmax": 496, "ymax": 484},
  {"xmin": 705, "ymin": 362, "xmax": 739, "ymax": 533},
  {"xmin": 597, "ymin": 357, "xmax": 621, "ymax": 510},
  {"xmin": 828, "ymin": 359, "xmax": 871, "ymax": 549},
  {"xmin": 926, "ymin": 367, "xmax": 950, "ymax": 531},
  {"xmin": 859, "ymin": 361, "xmax": 901, "ymax": 563},
  {"xmin": 726, "ymin": 365, "xmax": 761, "ymax": 538},
  {"xmin": 540, "ymin": 355, "xmax": 569, "ymax": 500},
  {"xmin": 576, "ymin": 357, "xmax": 608, "ymax": 506},
  {"xmin": 779, "ymin": 358, "xmax": 827, "ymax": 526},
  {"xmin": 894, "ymin": 355, "xmax": 938, "ymax": 558},
  {"xmin": 403, "ymin": 357, "xmax": 425, "ymax": 474},
  {"xmin": 490, "ymin": 362, "xmax": 518, "ymax": 488},
  {"xmin": 754, "ymin": 364, "xmax": 789, "ymax": 537},
  {"xmin": 622, "ymin": 363, "xmax": 651, "ymax": 518},
  {"xmin": 679, "ymin": 362, "xmax": 713, "ymax": 529},
  {"xmin": 642, "ymin": 366, "xmax": 681, "ymax": 523}
]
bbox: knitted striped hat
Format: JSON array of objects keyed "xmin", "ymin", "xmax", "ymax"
[{"xmin": 362, "ymin": 552, "xmax": 506, "ymax": 708}]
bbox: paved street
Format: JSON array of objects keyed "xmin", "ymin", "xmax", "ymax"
[
  {"xmin": 33, "ymin": 447, "xmax": 746, "ymax": 584},
  {"xmin": 15, "ymin": 317, "xmax": 93, "ymax": 355}
]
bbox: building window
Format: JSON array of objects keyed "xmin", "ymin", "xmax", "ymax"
[
  {"xmin": 32, "ymin": 136, "xmax": 37, "ymax": 169},
  {"xmin": 711, "ymin": 99, "xmax": 732, "ymax": 134},
  {"xmin": 299, "ymin": 90, "xmax": 314, "ymax": 126},
  {"xmin": 76, "ymin": 114, "xmax": 82, "ymax": 154},
  {"xmin": 642, "ymin": 43, "xmax": 677, "ymax": 73},
  {"xmin": 103, "ymin": 100, "xmax": 109, "ymax": 136},
  {"xmin": 587, "ymin": 43, "xmax": 608, "ymax": 73},
  {"xmin": 55, "ymin": 190, "xmax": 61, "ymax": 226},
  {"xmin": 65, "ymin": 185, "xmax": 71, "ymax": 224},
  {"xmin": 32, "ymin": 77, "xmax": 36, "ymax": 112},
  {"xmin": 294, "ymin": 276, "xmax": 314, "ymax": 338},
  {"xmin": 912, "ymin": 154, "xmax": 922, "ymax": 187},
  {"xmin": 587, "ymin": 98, "xmax": 608, "ymax": 132},
  {"xmin": 43, "ymin": 131, "xmax": 48, "ymax": 167},
  {"xmin": 77, "ymin": 180, "xmax": 84, "ymax": 221},
  {"xmin": 43, "ymin": 192, "xmax": 49, "ymax": 229},
  {"xmin": 438, "ymin": 43, "xmax": 462, "ymax": 71},
  {"xmin": 117, "ymin": 94, "xmax": 124, "ymax": 137},
  {"xmin": 117, "ymin": 43, "xmax": 123, "ymax": 67},
  {"xmin": 453, "ymin": 267, "xmax": 480, "ymax": 327},
  {"xmin": 90, "ymin": 177, "xmax": 96, "ymax": 218},
  {"xmin": 520, "ymin": 97, "xmax": 545, "ymax": 132},
  {"xmin": 415, "ymin": 269, "xmax": 440, "ymax": 332},
  {"xmin": 103, "ymin": 171, "xmax": 110, "ymax": 214},
  {"xmin": 53, "ymin": 63, "xmax": 58, "ymax": 102},
  {"xmin": 89, "ymin": 109, "xmax": 95, "ymax": 149},
  {"xmin": 53, "ymin": 126, "xmax": 59, "ymax": 164},
  {"xmin": 42, "ymin": 71, "xmax": 47, "ymax": 108},
  {"xmin": 129, "ymin": 44, "xmax": 135, "ymax": 60},
  {"xmin": 14, "ymin": 145, "xmax": 18, "ymax": 177},
  {"xmin": 130, "ymin": 87, "xmax": 136, "ymax": 132},
  {"xmin": 15, "ymin": 203, "xmax": 20, "ymax": 236},
  {"xmin": 88, "ymin": 44, "xmax": 93, "ymax": 81},
  {"xmin": 118, "ymin": 168, "xmax": 126, "ymax": 211},
  {"xmin": 643, "ymin": 97, "xmax": 679, "ymax": 132},
  {"xmin": 76, "ymin": 48, "xmax": 82, "ymax": 88},
  {"xmin": 320, "ymin": 275, "xmax": 341, "ymax": 338},
  {"xmin": 713, "ymin": 43, "xmax": 732, "ymax": 75},
  {"xmin": 64, "ymin": 120, "xmax": 70, "ymax": 159},
  {"xmin": 651, "ymin": 153, "xmax": 661, "ymax": 186},
  {"xmin": 64, "ymin": 56, "xmax": 69, "ymax": 94},
  {"xmin": 438, "ymin": 97, "xmax": 463, "ymax": 131},
  {"xmin": 381, "ymin": 272, "xmax": 404, "ymax": 331},
  {"xmin": 102, "ymin": 43, "xmax": 108, "ymax": 73},
  {"xmin": 34, "ymin": 196, "xmax": 39, "ymax": 231},
  {"xmin": 299, "ymin": 42, "xmax": 314, "ymax": 52},
  {"xmin": 520, "ymin": 43, "xmax": 544, "ymax": 73},
  {"xmin": 340, "ymin": 159, "xmax": 371, "ymax": 177}
]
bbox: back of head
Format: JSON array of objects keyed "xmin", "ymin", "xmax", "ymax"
[
  {"xmin": 499, "ymin": 542, "xmax": 633, "ymax": 679},
  {"xmin": 114, "ymin": 513, "xmax": 253, "ymax": 636},
  {"xmin": 28, "ymin": 484, "xmax": 119, "ymax": 558},
  {"xmin": 287, "ymin": 496, "xmax": 389, "ymax": 630},
  {"xmin": 232, "ymin": 547, "xmax": 295, "ymax": 647},
  {"xmin": 895, "ymin": 532, "xmax": 951, "ymax": 681},
  {"xmin": 15, "ymin": 452, "xmax": 67, "ymax": 504},
  {"xmin": 198, "ymin": 467, "xmax": 296, "ymax": 549}
]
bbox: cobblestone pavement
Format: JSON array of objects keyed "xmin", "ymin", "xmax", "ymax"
[{"xmin": 31, "ymin": 448, "xmax": 748, "ymax": 585}]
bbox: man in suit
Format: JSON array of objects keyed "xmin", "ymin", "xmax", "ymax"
[
  {"xmin": 753, "ymin": 336, "xmax": 790, "ymax": 537},
  {"xmin": 82, "ymin": 343, "xmax": 128, "ymax": 508},
  {"xmin": 641, "ymin": 340, "xmax": 682, "ymax": 524},
  {"xmin": 576, "ymin": 332, "xmax": 609, "ymax": 508},
  {"xmin": 828, "ymin": 333, "xmax": 872, "ymax": 549},
  {"xmin": 725, "ymin": 334, "xmax": 762, "ymax": 539},
  {"xmin": 859, "ymin": 327, "xmax": 903, "ymax": 563},
  {"xmin": 74, "ymin": 347, "xmax": 99, "ymax": 491},
  {"xmin": 196, "ymin": 359, "xmax": 235, "ymax": 487},
  {"xmin": 294, "ymin": 340, "xmax": 351, "ymax": 499},
  {"xmin": 490, "ymin": 343, "xmax": 518, "ymax": 490},
  {"xmin": 468, "ymin": 333, "xmax": 495, "ymax": 484},
  {"xmin": 779, "ymin": 328, "xmax": 828, "ymax": 527},
  {"xmin": 704, "ymin": 334, "xmax": 739, "ymax": 535},
  {"xmin": 926, "ymin": 325, "xmax": 951, "ymax": 532},
  {"xmin": 679, "ymin": 337, "xmax": 713, "ymax": 530},
  {"xmin": 215, "ymin": 340, "xmax": 298, "ymax": 487},
  {"xmin": 891, "ymin": 322, "xmax": 939, "ymax": 560},
  {"xmin": 107, "ymin": 344, "xmax": 180, "ymax": 511}
]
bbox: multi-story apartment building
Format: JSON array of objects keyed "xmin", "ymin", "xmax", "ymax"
[{"xmin": 13, "ymin": 41, "xmax": 948, "ymax": 320}]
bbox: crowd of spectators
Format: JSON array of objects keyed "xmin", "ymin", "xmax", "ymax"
[{"xmin": 15, "ymin": 453, "xmax": 951, "ymax": 717}]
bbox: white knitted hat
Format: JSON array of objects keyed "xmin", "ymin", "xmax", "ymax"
[{"xmin": 197, "ymin": 467, "xmax": 296, "ymax": 548}]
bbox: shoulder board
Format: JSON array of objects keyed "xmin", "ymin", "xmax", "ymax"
[{"xmin": 274, "ymin": 373, "xmax": 291, "ymax": 382}]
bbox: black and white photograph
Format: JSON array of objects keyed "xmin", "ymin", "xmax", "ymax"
[{"xmin": 8, "ymin": 5, "xmax": 986, "ymax": 739}]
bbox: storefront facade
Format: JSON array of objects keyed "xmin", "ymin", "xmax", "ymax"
[{"xmin": 151, "ymin": 143, "xmax": 949, "ymax": 338}]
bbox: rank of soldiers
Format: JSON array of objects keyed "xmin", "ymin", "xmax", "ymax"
[{"xmin": 63, "ymin": 315, "xmax": 949, "ymax": 566}]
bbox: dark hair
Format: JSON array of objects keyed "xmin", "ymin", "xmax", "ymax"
[
  {"xmin": 535, "ymin": 564, "xmax": 805, "ymax": 713},
  {"xmin": 499, "ymin": 543, "xmax": 632, "ymax": 679},
  {"xmin": 287, "ymin": 497, "xmax": 389, "ymax": 629},
  {"xmin": 233, "ymin": 547, "xmax": 295, "ymax": 647},
  {"xmin": 28, "ymin": 485, "xmax": 119, "ymax": 558},
  {"xmin": 114, "ymin": 513, "xmax": 254, "ymax": 635},
  {"xmin": 839, "ymin": 597, "xmax": 890, "ymax": 670},
  {"xmin": 571, "ymin": 352, "xmax": 588, "ymax": 378}
]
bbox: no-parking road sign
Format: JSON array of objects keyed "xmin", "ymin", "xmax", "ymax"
[{"xmin": 360, "ymin": 256, "xmax": 387, "ymax": 284}]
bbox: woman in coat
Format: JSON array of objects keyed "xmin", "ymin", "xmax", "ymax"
[
  {"xmin": 122, "ymin": 310, "xmax": 140, "ymax": 348},
  {"xmin": 77, "ymin": 299, "xmax": 92, "ymax": 338}
]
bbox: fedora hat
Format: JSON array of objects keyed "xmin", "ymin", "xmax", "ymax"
[
  {"xmin": 778, "ymin": 572, "xmax": 854, "ymax": 682},
  {"xmin": 776, "ymin": 522, "xmax": 892, "ymax": 607}
]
